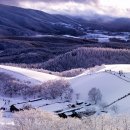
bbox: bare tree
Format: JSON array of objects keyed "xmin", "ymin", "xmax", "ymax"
[
  {"xmin": 0, "ymin": 73, "xmax": 72, "ymax": 100},
  {"xmin": 1, "ymin": 110, "xmax": 130, "ymax": 130},
  {"xmin": 110, "ymin": 105, "xmax": 119, "ymax": 114},
  {"xmin": 41, "ymin": 47, "xmax": 130, "ymax": 72},
  {"xmin": 88, "ymin": 88, "xmax": 102, "ymax": 104}
]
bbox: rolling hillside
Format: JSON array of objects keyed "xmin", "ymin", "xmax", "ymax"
[
  {"xmin": 0, "ymin": 64, "xmax": 130, "ymax": 113},
  {"xmin": 0, "ymin": 4, "xmax": 84, "ymax": 36},
  {"xmin": 40, "ymin": 47, "xmax": 130, "ymax": 71},
  {"xmin": 70, "ymin": 64, "xmax": 130, "ymax": 113},
  {"xmin": 0, "ymin": 65, "xmax": 60, "ymax": 85},
  {"xmin": 0, "ymin": 36, "xmax": 130, "ymax": 65},
  {"xmin": 1, "ymin": 4, "xmax": 130, "ymax": 37}
]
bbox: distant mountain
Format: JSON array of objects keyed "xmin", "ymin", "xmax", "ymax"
[
  {"xmin": 0, "ymin": 4, "xmax": 84, "ymax": 36},
  {"xmin": 77, "ymin": 17, "xmax": 130, "ymax": 32},
  {"xmin": 1, "ymin": 4, "xmax": 130, "ymax": 37}
]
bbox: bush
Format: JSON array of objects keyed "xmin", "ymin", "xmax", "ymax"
[
  {"xmin": 2, "ymin": 110, "xmax": 130, "ymax": 130},
  {"xmin": 0, "ymin": 73, "xmax": 72, "ymax": 100},
  {"xmin": 13, "ymin": 110, "xmax": 84, "ymax": 130},
  {"xmin": 0, "ymin": 73, "xmax": 28, "ymax": 97},
  {"xmin": 35, "ymin": 80, "xmax": 73, "ymax": 100}
]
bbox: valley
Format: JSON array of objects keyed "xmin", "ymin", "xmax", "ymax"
[
  {"xmin": 0, "ymin": 64, "xmax": 130, "ymax": 115},
  {"xmin": 0, "ymin": 3, "xmax": 130, "ymax": 130}
]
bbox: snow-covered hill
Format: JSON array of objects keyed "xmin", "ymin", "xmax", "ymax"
[
  {"xmin": 0, "ymin": 64, "xmax": 130, "ymax": 114},
  {"xmin": 70, "ymin": 64, "xmax": 130, "ymax": 113},
  {"xmin": 0, "ymin": 65, "xmax": 60, "ymax": 85}
]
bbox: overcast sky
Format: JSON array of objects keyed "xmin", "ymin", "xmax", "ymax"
[{"xmin": 0, "ymin": 0, "xmax": 130, "ymax": 18}]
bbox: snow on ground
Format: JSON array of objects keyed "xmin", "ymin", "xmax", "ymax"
[
  {"xmin": 0, "ymin": 97, "xmax": 26, "ymax": 111},
  {"xmin": 0, "ymin": 65, "xmax": 60, "ymax": 85},
  {"xmin": 41, "ymin": 102, "xmax": 69, "ymax": 112},
  {"xmin": 82, "ymin": 33, "xmax": 129, "ymax": 43},
  {"xmin": 15, "ymin": 99, "xmax": 53, "ymax": 110},
  {"xmin": 70, "ymin": 72, "xmax": 130, "ymax": 102},
  {"xmin": 114, "ymin": 96, "xmax": 130, "ymax": 113},
  {"xmin": 69, "ymin": 64, "xmax": 130, "ymax": 113},
  {"xmin": 99, "ymin": 64, "xmax": 130, "ymax": 73},
  {"xmin": 63, "ymin": 35, "xmax": 79, "ymax": 39},
  {"xmin": 0, "ymin": 67, "xmax": 40, "ymax": 85},
  {"xmin": 0, "ymin": 64, "xmax": 130, "ymax": 114},
  {"xmin": 0, "ymin": 117, "xmax": 14, "ymax": 126},
  {"xmin": 98, "ymin": 38, "xmax": 110, "ymax": 43},
  {"xmin": 0, "ymin": 64, "xmax": 129, "ymax": 128}
]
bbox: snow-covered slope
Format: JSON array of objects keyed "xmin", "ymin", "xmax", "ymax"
[
  {"xmin": 0, "ymin": 64, "xmax": 130, "ymax": 114},
  {"xmin": 0, "ymin": 65, "xmax": 60, "ymax": 85},
  {"xmin": 70, "ymin": 64, "xmax": 130, "ymax": 113}
]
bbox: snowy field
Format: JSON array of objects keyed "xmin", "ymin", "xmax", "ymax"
[
  {"xmin": 0, "ymin": 64, "xmax": 130, "ymax": 114},
  {"xmin": 70, "ymin": 64, "xmax": 130, "ymax": 113},
  {"xmin": 82, "ymin": 32, "xmax": 130, "ymax": 43},
  {"xmin": 0, "ymin": 65, "xmax": 60, "ymax": 85}
]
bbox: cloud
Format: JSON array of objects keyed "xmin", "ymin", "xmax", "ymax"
[
  {"xmin": 0, "ymin": 0, "xmax": 99, "ymax": 5},
  {"xmin": 0, "ymin": 0, "xmax": 18, "ymax": 5},
  {"xmin": 34, "ymin": 0, "xmax": 98, "ymax": 3},
  {"xmin": 0, "ymin": 0, "xmax": 130, "ymax": 18},
  {"xmin": 18, "ymin": 1, "xmax": 98, "ymax": 15}
]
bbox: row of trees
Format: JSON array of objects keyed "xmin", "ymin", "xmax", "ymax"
[
  {"xmin": 1, "ymin": 109, "xmax": 130, "ymax": 130},
  {"xmin": 1, "ymin": 63, "xmax": 86, "ymax": 77},
  {"xmin": 0, "ymin": 72, "xmax": 103, "ymax": 104},
  {"xmin": 40, "ymin": 47, "xmax": 130, "ymax": 71},
  {"xmin": 0, "ymin": 72, "xmax": 109, "ymax": 106},
  {"xmin": 0, "ymin": 73, "xmax": 73, "ymax": 101}
]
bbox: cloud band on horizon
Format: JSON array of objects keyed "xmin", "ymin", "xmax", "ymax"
[{"xmin": 0, "ymin": 0, "xmax": 130, "ymax": 18}]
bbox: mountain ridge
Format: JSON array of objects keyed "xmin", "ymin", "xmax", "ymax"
[
  {"xmin": 1, "ymin": 4, "xmax": 130, "ymax": 36},
  {"xmin": 0, "ymin": 4, "xmax": 84, "ymax": 36}
]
